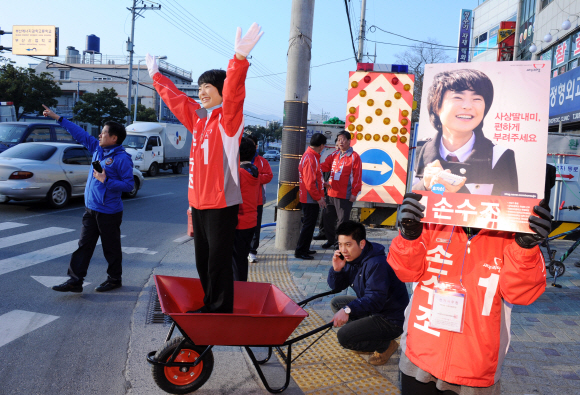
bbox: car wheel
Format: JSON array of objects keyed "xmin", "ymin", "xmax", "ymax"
[
  {"xmin": 123, "ymin": 176, "xmax": 140, "ymax": 199},
  {"xmin": 173, "ymin": 162, "xmax": 183, "ymax": 174},
  {"xmin": 148, "ymin": 162, "xmax": 159, "ymax": 177},
  {"xmin": 47, "ymin": 182, "xmax": 70, "ymax": 209}
]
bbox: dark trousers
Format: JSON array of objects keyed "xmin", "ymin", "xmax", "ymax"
[
  {"xmin": 330, "ymin": 295, "xmax": 403, "ymax": 353},
  {"xmin": 232, "ymin": 227, "xmax": 254, "ymax": 282},
  {"xmin": 295, "ymin": 203, "xmax": 320, "ymax": 255},
  {"xmin": 191, "ymin": 205, "xmax": 238, "ymax": 313},
  {"xmin": 324, "ymin": 197, "xmax": 353, "ymax": 244},
  {"xmin": 400, "ymin": 373, "xmax": 458, "ymax": 395},
  {"xmin": 68, "ymin": 208, "xmax": 123, "ymax": 284},
  {"xmin": 249, "ymin": 204, "xmax": 263, "ymax": 255}
]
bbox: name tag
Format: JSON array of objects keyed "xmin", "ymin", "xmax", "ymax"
[
  {"xmin": 429, "ymin": 283, "xmax": 467, "ymax": 333},
  {"xmin": 334, "ymin": 171, "xmax": 342, "ymax": 181}
]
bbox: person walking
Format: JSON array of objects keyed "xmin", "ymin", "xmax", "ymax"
[
  {"xmin": 295, "ymin": 133, "xmax": 327, "ymax": 260},
  {"xmin": 43, "ymin": 105, "xmax": 134, "ymax": 293},
  {"xmin": 320, "ymin": 131, "xmax": 362, "ymax": 249}
]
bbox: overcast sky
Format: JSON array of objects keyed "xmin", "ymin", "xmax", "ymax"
[{"xmin": 1, "ymin": 0, "xmax": 481, "ymax": 124}]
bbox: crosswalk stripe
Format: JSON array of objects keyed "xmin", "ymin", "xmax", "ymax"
[
  {"xmin": 0, "ymin": 310, "xmax": 59, "ymax": 348},
  {"xmin": 0, "ymin": 222, "xmax": 27, "ymax": 232},
  {"xmin": 0, "ymin": 227, "xmax": 74, "ymax": 249},
  {"xmin": 31, "ymin": 276, "xmax": 91, "ymax": 288},
  {"xmin": 173, "ymin": 235, "xmax": 193, "ymax": 243},
  {"xmin": 121, "ymin": 247, "xmax": 157, "ymax": 255},
  {"xmin": 0, "ymin": 240, "xmax": 81, "ymax": 276}
]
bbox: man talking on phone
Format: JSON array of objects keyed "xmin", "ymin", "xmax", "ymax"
[
  {"xmin": 42, "ymin": 105, "xmax": 134, "ymax": 293},
  {"xmin": 327, "ymin": 221, "xmax": 409, "ymax": 365}
]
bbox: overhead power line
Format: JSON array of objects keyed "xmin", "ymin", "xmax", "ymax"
[{"xmin": 343, "ymin": 0, "xmax": 358, "ymax": 60}]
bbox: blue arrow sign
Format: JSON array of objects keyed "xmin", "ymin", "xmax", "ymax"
[{"xmin": 360, "ymin": 149, "xmax": 394, "ymax": 186}]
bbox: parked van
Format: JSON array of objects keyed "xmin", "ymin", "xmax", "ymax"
[
  {"xmin": 0, "ymin": 122, "xmax": 79, "ymax": 153},
  {"xmin": 0, "ymin": 102, "xmax": 16, "ymax": 122}
]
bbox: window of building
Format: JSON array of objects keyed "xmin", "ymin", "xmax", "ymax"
[
  {"xmin": 541, "ymin": 0, "xmax": 553, "ymax": 10},
  {"xmin": 59, "ymin": 70, "xmax": 70, "ymax": 80},
  {"xmin": 93, "ymin": 77, "xmax": 112, "ymax": 81}
]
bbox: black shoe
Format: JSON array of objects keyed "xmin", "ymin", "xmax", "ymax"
[
  {"xmin": 307, "ymin": 250, "xmax": 317, "ymax": 255},
  {"xmin": 52, "ymin": 279, "xmax": 83, "ymax": 293},
  {"xmin": 313, "ymin": 233, "xmax": 326, "ymax": 240},
  {"xmin": 575, "ymin": 261, "xmax": 580, "ymax": 268},
  {"xmin": 95, "ymin": 280, "xmax": 122, "ymax": 292},
  {"xmin": 295, "ymin": 254, "xmax": 314, "ymax": 260},
  {"xmin": 321, "ymin": 241, "xmax": 335, "ymax": 249}
]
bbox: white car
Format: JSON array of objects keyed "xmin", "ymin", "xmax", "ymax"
[
  {"xmin": 263, "ymin": 150, "xmax": 280, "ymax": 161},
  {"xmin": 0, "ymin": 142, "xmax": 144, "ymax": 208}
]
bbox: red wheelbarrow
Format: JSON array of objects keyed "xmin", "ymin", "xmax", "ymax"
[{"xmin": 146, "ymin": 275, "xmax": 340, "ymax": 394}]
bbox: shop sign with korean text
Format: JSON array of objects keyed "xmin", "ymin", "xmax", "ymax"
[
  {"xmin": 412, "ymin": 61, "xmax": 550, "ymax": 233},
  {"xmin": 549, "ymin": 64, "xmax": 580, "ymax": 126},
  {"xmin": 12, "ymin": 25, "xmax": 58, "ymax": 56}
]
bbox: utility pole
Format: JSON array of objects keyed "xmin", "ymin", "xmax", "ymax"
[
  {"xmin": 275, "ymin": 0, "xmax": 315, "ymax": 250},
  {"xmin": 356, "ymin": 0, "xmax": 367, "ymax": 63},
  {"xmin": 126, "ymin": 1, "xmax": 161, "ymax": 124}
]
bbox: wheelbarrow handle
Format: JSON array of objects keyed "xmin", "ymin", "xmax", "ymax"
[{"xmin": 297, "ymin": 288, "xmax": 342, "ymax": 307}]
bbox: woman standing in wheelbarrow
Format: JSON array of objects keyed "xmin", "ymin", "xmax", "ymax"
[{"xmin": 146, "ymin": 23, "xmax": 263, "ymax": 313}]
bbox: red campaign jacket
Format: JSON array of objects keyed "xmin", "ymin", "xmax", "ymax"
[
  {"xmin": 153, "ymin": 56, "xmax": 249, "ymax": 210},
  {"xmin": 387, "ymin": 224, "xmax": 545, "ymax": 387},
  {"xmin": 253, "ymin": 155, "xmax": 273, "ymax": 206},
  {"xmin": 299, "ymin": 147, "xmax": 324, "ymax": 204},
  {"xmin": 320, "ymin": 148, "xmax": 362, "ymax": 200},
  {"xmin": 237, "ymin": 163, "xmax": 260, "ymax": 230}
]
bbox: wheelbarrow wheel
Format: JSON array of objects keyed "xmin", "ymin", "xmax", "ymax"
[{"xmin": 152, "ymin": 336, "xmax": 214, "ymax": 394}]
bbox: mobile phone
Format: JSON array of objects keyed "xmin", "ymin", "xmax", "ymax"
[
  {"xmin": 92, "ymin": 160, "xmax": 103, "ymax": 173},
  {"xmin": 338, "ymin": 252, "xmax": 345, "ymax": 260}
]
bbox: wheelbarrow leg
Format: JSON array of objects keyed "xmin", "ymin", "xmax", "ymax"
[
  {"xmin": 165, "ymin": 322, "xmax": 176, "ymax": 342},
  {"xmin": 244, "ymin": 345, "xmax": 292, "ymax": 394},
  {"xmin": 249, "ymin": 347, "xmax": 273, "ymax": 365}
]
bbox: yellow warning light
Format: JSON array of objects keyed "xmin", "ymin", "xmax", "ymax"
[
  {"xmin": 360, "ymin": 90, "xmax": 367, "ymax": 97},
  {"xmin": 391, "ymin": 127, "xmax": 399, "ymax": 134},
  {"xmin": 351, "ymin": 81, "xmax": 359, "ymax": 88},
  {"xmin": 383, "ymin": 118, "xmax": 390, "ymax": 125},
  {"xmin": 385, "ymin": 100, "xmax": 392, "ymax": 107},
  {"xmin": 375, "ymin": 108, "xmax": 383, "ymax": 116},
  {"xmin": 412, "ymin": 101, "xmax": 418, "ymax": 110},
  {"xmin": 400, "ymin": 135, "xmax": 408, "ymax": 143},
  {"xmin": 364, "ymin": 134, "xmax": 372, "ymax": 141},
  {"xmin": 382, "ymin": 135, "xmax": 390, "ymax": 142},
  {"xmin": 402, "ymin": 110, "xmax": 409, "ymax": 117},
  {"xmin": 401, "ymin": 119, "xmax": 409, "ymax": 126},
  {"xmin": 365, "ymin": 116, "xmax": 373, "ymax": 124},
  {"xmin": 367, "ymin": 99, "xmax": 374, "ymax": 106},
  {"xmin": 394, "ymin": 92, "xmax": 402, "ymax": 99},
  {"xmin": 400, "ymin": 127, "xmax": 408, "ymax": 134},
  {"xmin": 390, "ymin": 136, "xmax": 398, "ymax": 143},
  {"xmin": 404, "ymin": 84, "xmax": 411, "ymax": 91},
  {"xmin": 348, "ymin": 115, "xmax": 356, "ymax": 123},
  {"xmin": 356, "ymin": 133, "xmax": 363, "ymax": 140},
  {"xmin": 348, "ymin": 124, "xmax": 355, "ymax": 131},
  {"xmin": 373, "ymin": 134, "xmax": 380, "ymax": 141},
  {"xmin": 356, "ymin": 124, "xmax": 363, "ymax": 132},
  {"xmin": 349, "ymin": 107, "xmax": 357, "ymax": 114}
]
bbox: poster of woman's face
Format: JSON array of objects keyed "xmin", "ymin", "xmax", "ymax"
[{"xmin": 412, "ymin": 61, "xmax": 550, "ymax": 233}]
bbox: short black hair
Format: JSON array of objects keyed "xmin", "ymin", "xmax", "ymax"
[
  {"xmin": 104, "ymin": 121, "xmax": 126, "ymax": 144},
  {"xmin": 310, "ymin": 133, "xmax": 327, "ymax": 148},
  {"xmin": 198, "ymin": 69, "xmax": 227, "ymax": 96},
  {"xmin": 240, "ymin": 136, "xmax": 256, "ymax": 162},
  {"xmin": 336, "ymin": 220, "xmax": 366, "ymax": 244},
  {"xmin": 248, "ymin": 135, "xmax": 258, "ymax": 145},
  {"xmin": 337, "ymin": 130, "xmax": 351, "ymax": 140}
]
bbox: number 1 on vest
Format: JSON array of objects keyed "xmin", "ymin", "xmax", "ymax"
[{"xmin": 201, "ymin": 139, "xmax": 209, "ymax": 165}]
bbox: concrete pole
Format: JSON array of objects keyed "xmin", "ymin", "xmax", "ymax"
[
  {"xmin": 275, "ymin": 0, "xmax": 315, "ymax": 251},
  {"xmin": 126, "ymin": 0, "xmax": 136, "ymax": 124},
  {"xmin": 512, "ymin": 0, "xmax": 523, "ymax": 60},
  {"xmin": 357, "ymin": 0, "xmax": 367, "ymax": 63}
]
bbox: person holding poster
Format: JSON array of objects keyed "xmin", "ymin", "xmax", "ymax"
[
  {"xmin": 387, "ymin": 193, "xmax": 551, "ymax": 394},
  {"xmin": 413, "ymin": 69, "xmax": 518, "ymax": 196}
]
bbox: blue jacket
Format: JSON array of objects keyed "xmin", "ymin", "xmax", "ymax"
[
  {"xmin": 59, "ymin": 118, "xmax": 134, "ymax": 214},
  {"xmin": 327, "ymin": 242, "xmax": 409, "ymax": 326}
]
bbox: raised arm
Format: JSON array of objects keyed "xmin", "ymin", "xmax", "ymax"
[{"xmin": 42, "ymin": 105, "xmax": 99, "ymax": 152}]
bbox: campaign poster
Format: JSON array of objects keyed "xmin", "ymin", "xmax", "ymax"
[{"xmin": 412, "ymin": 61, "xmax": 550, "ymax": 233}]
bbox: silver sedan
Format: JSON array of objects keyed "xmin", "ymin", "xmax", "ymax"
[{"xmin": 0, "ymin": 142, "xmax": 144, "ymax": 208}]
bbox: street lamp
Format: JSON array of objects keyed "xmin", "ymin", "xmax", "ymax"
[{"xmin": 133, "ymin": 55, "xmax": 166, "ymax": 124}]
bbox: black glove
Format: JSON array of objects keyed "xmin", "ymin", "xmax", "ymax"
[
  {"xmin": 398, "ymin": 192, "xmax": 425, "ymax": 240},
  {"xmin": 515, "ymin": 200, "xmax": 552, "ymax": 249}
]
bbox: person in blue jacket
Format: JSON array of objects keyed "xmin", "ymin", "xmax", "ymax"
[
  {"xmin": 42, "ymin": 105, "xmax": 134, "ymax": 293},
  {"xmin": 328, "ymin": 220, "xmax": 409, "ymax": 366}
]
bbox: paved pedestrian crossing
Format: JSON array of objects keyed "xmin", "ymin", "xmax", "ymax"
[{"xmin": 0, "ymin": 220, "xmax": 160, "ymax": 350}]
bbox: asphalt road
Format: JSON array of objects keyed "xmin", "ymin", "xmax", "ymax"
[{"xmin": 0, "ymin": 161, "xmax": 279, "ymax": 395}]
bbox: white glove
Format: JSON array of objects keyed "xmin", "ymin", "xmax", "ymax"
[
  {"xmin": 235, "ymin": 23, "xmax": 264, "ymax": 57},
  {"xmin": 146, "ymin": 53, "xmax": 159, "ymax": 78}
]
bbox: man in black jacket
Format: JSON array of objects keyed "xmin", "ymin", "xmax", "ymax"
[{"xmin": 328, "ymin": 221, "xmax": 409, "ymax": 365}]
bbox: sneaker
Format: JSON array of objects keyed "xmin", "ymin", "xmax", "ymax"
[
  {"xmin": 249, "ymin": 253, "xmax": 258, "ymax": 263},
  {"xmin": 95, "ymin": 280, "xmax": 122, "ymax": 292},
  {"xmin": 368, "ymin": 340, "xmax": 399, "ymax": 366},
  {"xmin": 52, "ymin": 279, "xmax": 83, "ymax": 293}
]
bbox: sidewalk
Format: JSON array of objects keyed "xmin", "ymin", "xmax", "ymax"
[{"xmin": 125, "ymin": 216, "xmax": 580, "ymax": 394}]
